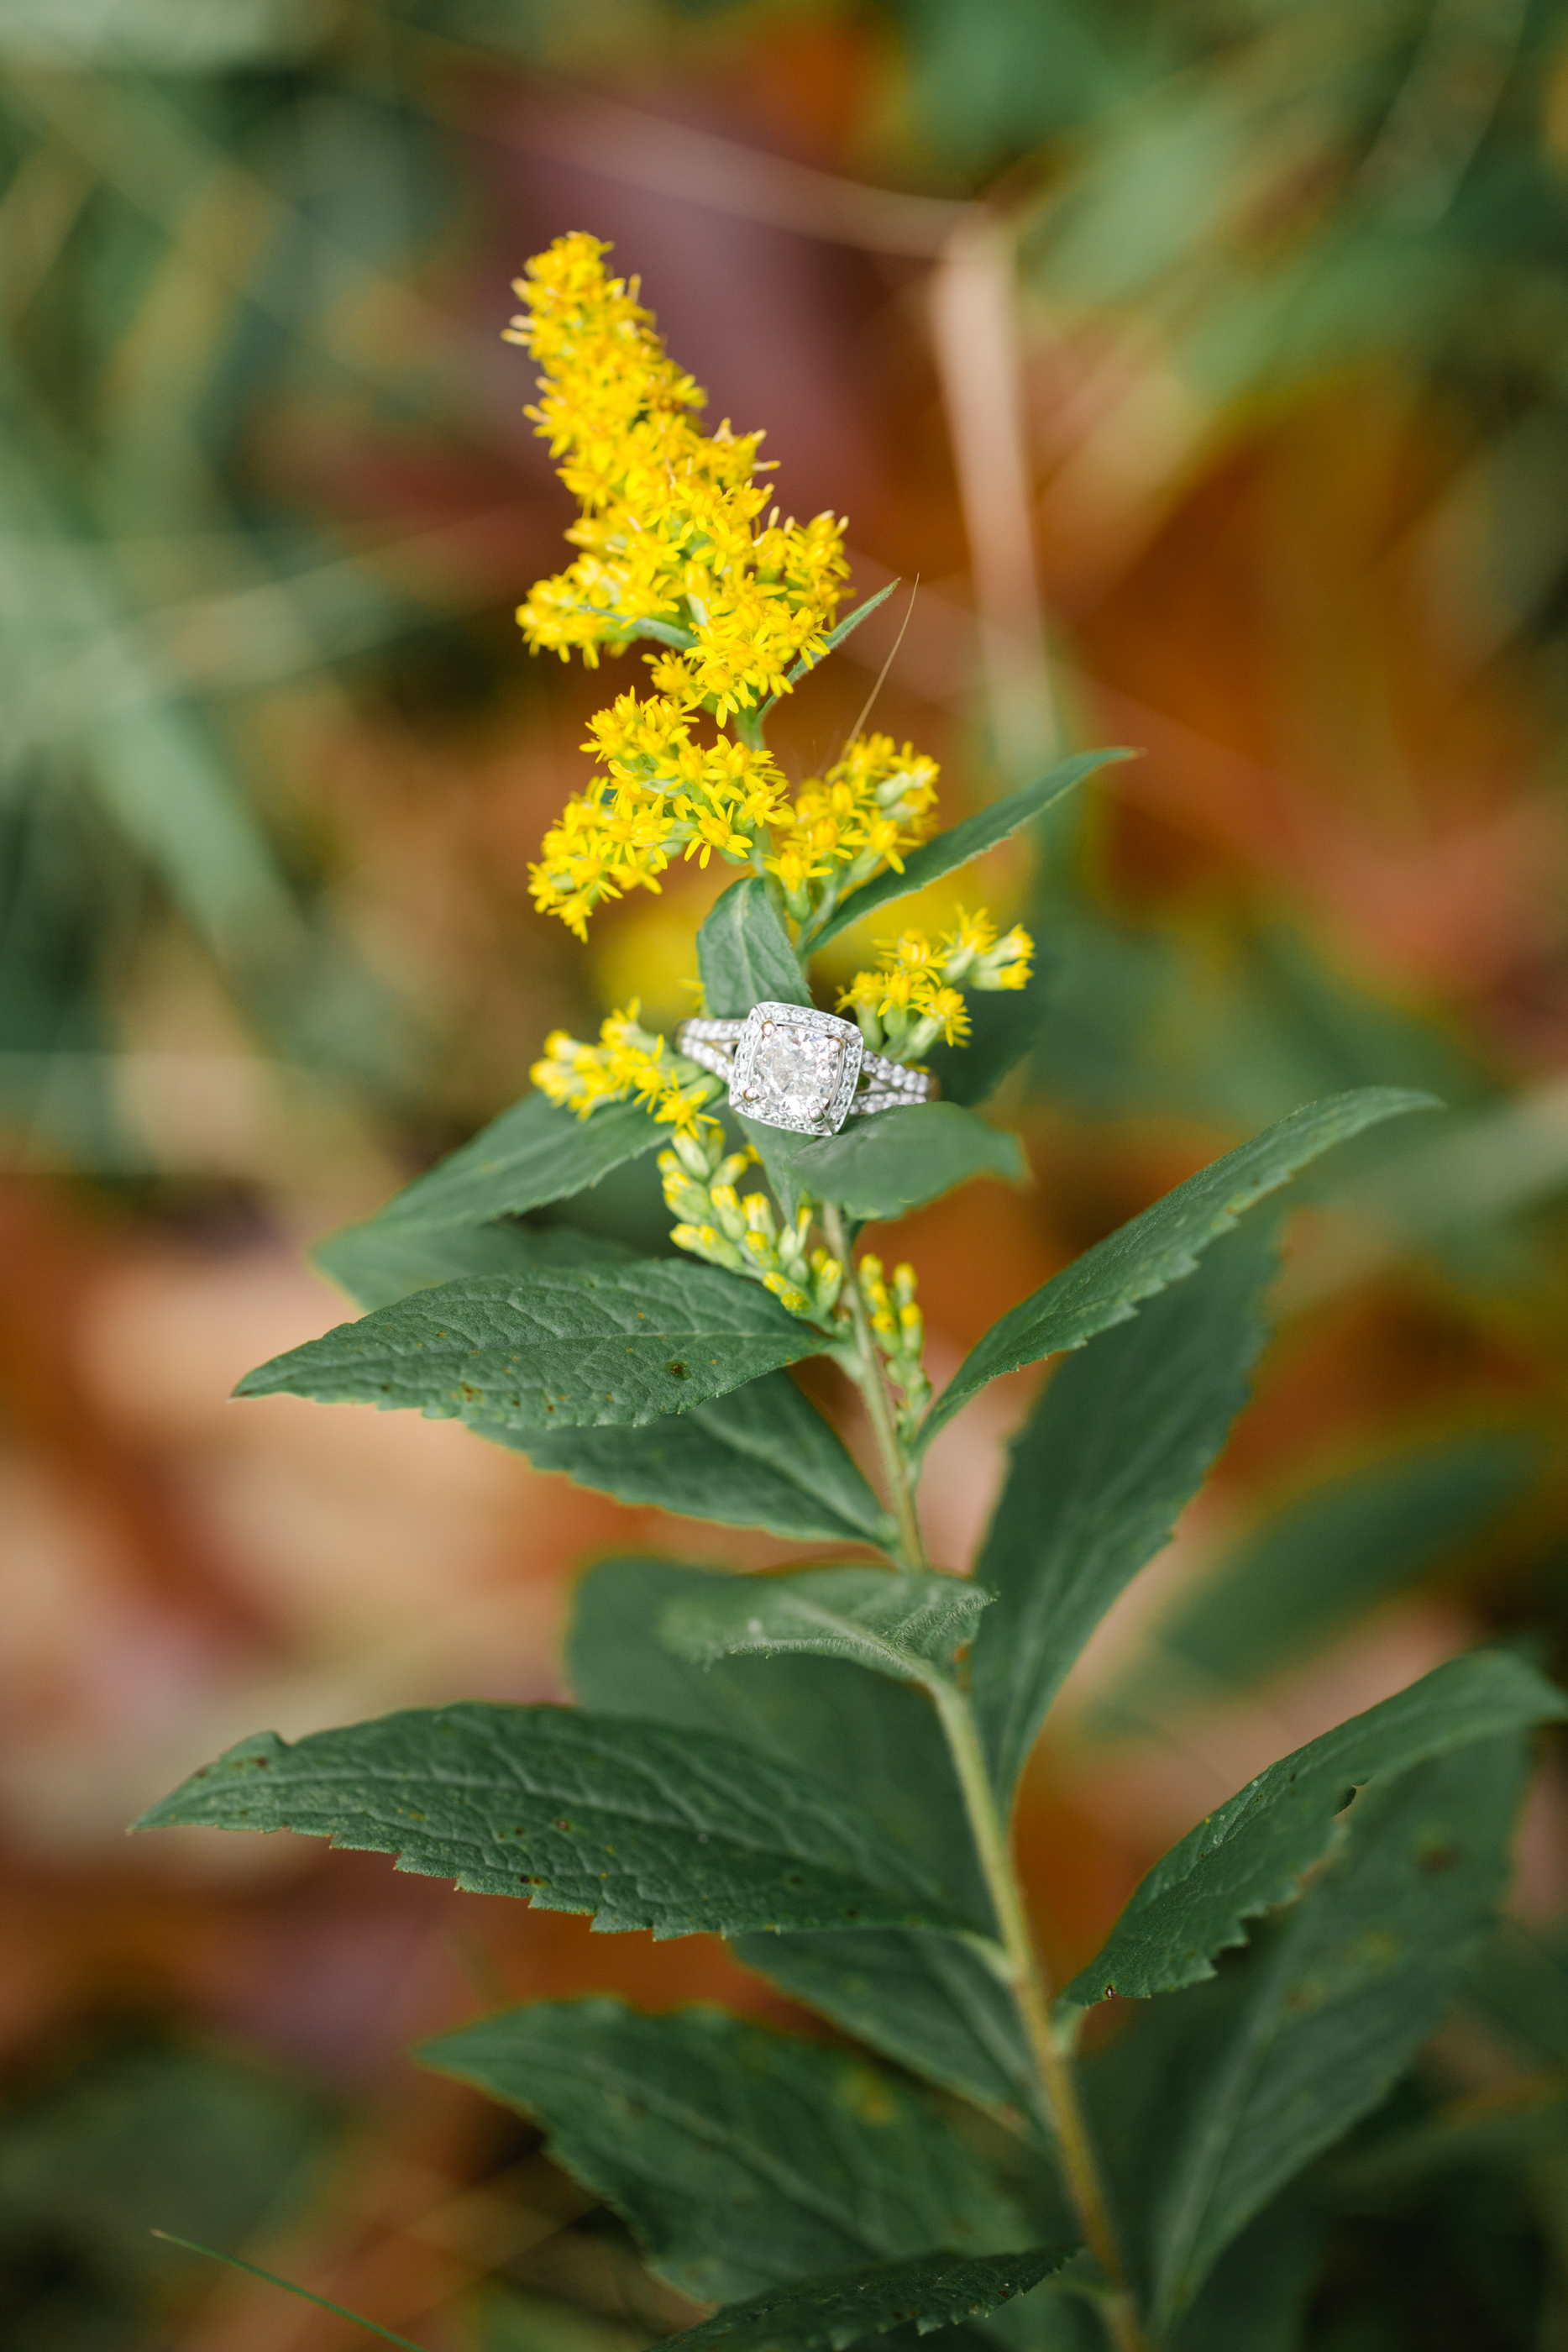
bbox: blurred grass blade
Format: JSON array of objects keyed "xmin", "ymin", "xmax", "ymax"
[{"xmin": 150, "ymin": 2230, "xmax": 428, "ymax": 2348}]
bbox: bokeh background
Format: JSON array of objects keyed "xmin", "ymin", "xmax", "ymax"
[{"xmin": 9, "ymin": 1, "xmax": 1568, "ymax": 2344}]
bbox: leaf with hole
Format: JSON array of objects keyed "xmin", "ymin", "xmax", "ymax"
[{"xmin": 134, "ymin": 1703, "xmax": 974, "ymax": 1939}]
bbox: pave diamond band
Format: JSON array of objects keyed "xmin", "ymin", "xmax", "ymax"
[{"xmin": 678, "ymin": 1003, "xmax": 936, "ymax": 1137}]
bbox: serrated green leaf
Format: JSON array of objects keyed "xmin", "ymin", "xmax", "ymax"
[
  {"xmin": 234, "ymin": 1257, "xmax": 830, "ymax": 1431},
  {"xmin": 731, "ymin": 1929, "xmax": 1037, "ymax": 2135},
  {"xmin": 662, "ymin": 1567, "xmax": 991, "ymax": 1688},
  {"xmin": 134, "ymin": 1703, "xmax": 974, "ymax": 1940},
  {"xmin": 513, "ymin": 1373, "xmax": 895, "ymax": 1549},
  {"xmin": 698, "ymin": 879, "xmax": 811, "ymax": 1018},
  {"xmin": 1164, "ymin": 2198, "xmax": 1321, "ymax": 2352},
  {"xmin": 656, "ymin": 2246, "xmax": 1074, "ymax": 2352},
  {"xmin": 313, "ymin": 1215, "xmax": 636, "ymax": 1312},
  {"xmin": 365, "ymin": 1092, "xmax": 663, "ymax": 1232},
  {"xmin": 748, "ymin": 1103, "xmax": 1027, "ymax": 1224},
  {"xmin": 565, "ymin": 1559, "xmax": 983, "ymax": 1909},
  {"xmin": 310, "ymin": 1222, "xmax": 890, "ymax": 1547},
  {"xmin": 969, "ymin": 1217, "xmax": 1279, "ymax": 1803},
  {"xmin": 805, "ymin": 751, "xmax": 1131, "ymax": 952},
  {"xmin": 421, "ymin": 1999, "xmax": 1030, "ymax": 2304},
  {"xmin": 918, "ymin": 1088, "xmax": 1438, "ymax": 1453},
  {"xmin": 1148, "ymin": 1736, "xmax": 1537, "ymax": 2323},
  {"xmin": 1064, "ymin": 1651, "xmax": 1565, "ymax": 2012},
  {"xmin": 567, "ymin": 1562, "xmax": 1028, "ymax": 2124},
  {"xmin": 1122, "ymin": 1432, "xmax": 1541, "ymax": 1704}
]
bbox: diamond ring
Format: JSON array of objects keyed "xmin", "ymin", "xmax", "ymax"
[{"xmin": 677, "ymin": 1003, "xmax": 937, "ymax": 1138}]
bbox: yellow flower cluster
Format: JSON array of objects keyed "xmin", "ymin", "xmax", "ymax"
[
  {"xmin": 529, "ymin": 690, "xmax": 793, "ymax": 937},
  {"xmin": 658, "ymin": 1131, "xmax": 843, "ymax": 1323},
  {"xmin": 768, "ymin": 735, "xmax": 941, "ymax": 926},
  {"xmin": 840, "ymin": 909, "xmax": 1035, "ymax": 1059},
  {"xmin": 529, "ymin": 1004, "xmax": 721, "ymax": 1139},
  {"xmin": 506, "ymin": 233, "xmax": 848, "ymax": 716},
  {"xmin": 857, "ymin": 1256, "xmax": 930, "ymax": 1436}
]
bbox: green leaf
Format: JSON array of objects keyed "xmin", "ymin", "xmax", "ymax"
[
  {"xmin": 314, "ymin": 1215, "xmax": 635, "ymax": 1312},
  {"xmin": 731, "ymin": 1928, "xmax": 1038, "ymax": 2135},
  {"xmin": 805, "ymin": 750, "xmax": 1133, "ymax": 951},
  {"xmin": 662, "ymin": 1567, "xmax": 991, "ymax": 1688},
  {"xmin": 759, "ymin": 582, "xmax": 901, "ymax": 717},
  {"xmin": 918, "ymin": 1087, "xmax": 1438, "ymax": 1453},
  {"xmin": 421, "ymin": 1999, "xmax": 1030, "ymax": 2304},
  {"xmin": 1063, "ymin": 1650, "xmax": 1565, "ymax": 2012},
  {"xmin": 565, "ymin": 1559, "xmax": 983, "ymax": 1908},
  {"xmin": 364, "ymin": 1091, "xmax": 663, "ymax": 1233},
  {"xmin": 567, "ymin": 1562, "xmax": 1030, "ymax": 2128},
  {"xmin": 134, "ymin": 1703, "xmax": 974, "ymax": 1940},
  {"xmin": 1162, "ymin": 2198, "xmax": 1321, "ymax": 2352},
  {"xmin": 311, "ymin": 1222, "xmax": 890, "ymax": 1547},
  {"xmin": 1460, "ymin": 1918, "xmax": 1568, "ymax": 2069},
  {"xmin": 698, "ymin": 879, "xmax": 811, "ymax": 1018},
  {"xmin": 654, "ymin": 2247, "xmax": 1075, "ymax": 2352},
  {"xmin": 1121, "ymin": 1431, "xmax": 1541, "ymax": 1703},
  {"xmin": 750, "ymin": 1103, "xmax": 1027, "ymax": 1224},
  {"xmin": 512, "ymin": 1373, "xmax": 895, "ymax": 1550},
  {"xmin": 968, "ymin": 1217, "xmax": 1279, "ymax": 1803},
  {"xmin": 234, "ymin": 1257, "xmax": 831, "ymax": 1432},
  {"xmin": 1148, "ymin": 1735, "xmax": 1535, "ymax": 2324}
]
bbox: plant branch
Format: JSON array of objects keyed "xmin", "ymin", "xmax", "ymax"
[
  {"xmin": 929, "ymin": 1684, "xmax": 1152, "ymax": 2352},
  {"xmin": 822, "ymin": 1202, "xmax": 926, "ymax": 1572}
]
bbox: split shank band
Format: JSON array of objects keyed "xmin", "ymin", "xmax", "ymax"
[{"xmin": 676, "ymin": 1001, "xmax": 936, "ymax": 1140}]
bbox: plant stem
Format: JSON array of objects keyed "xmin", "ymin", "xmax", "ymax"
[
  {"xmin": 930, "ymin": 1682, "xmax": 1152, "ymax": 2352},
  {"xmin": 822, "ymin": 1203, "xmax": 927, "ymax": 1572}
]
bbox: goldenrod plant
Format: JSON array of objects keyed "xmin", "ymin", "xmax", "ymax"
[{"xmin": 139, "ymin": 240, "xmax": 1568, "ymax": 2352}]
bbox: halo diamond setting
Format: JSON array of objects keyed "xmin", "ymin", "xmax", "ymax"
[{"xmin": 732, "ymin": 1003, "xmax": 864, "ymax": 1137}]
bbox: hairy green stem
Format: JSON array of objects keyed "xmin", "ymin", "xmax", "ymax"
[
  {"xmin": 930, "ymin": 1683, "xmax": 1151, "ymax": 2352},
  {"xmin": 822, "ymin": 1202, "xmax": 927, "ymax": 1572}
]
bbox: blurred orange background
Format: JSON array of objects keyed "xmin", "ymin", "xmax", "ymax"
[{"xmin": 8, "ymin": 3, "xmax": 1568, "ymax": 2342}]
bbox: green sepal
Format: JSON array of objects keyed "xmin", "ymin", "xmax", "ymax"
[
  {"xmin": 661, "ymin": 1566, "xmax": 992, "ymax": 1689},
  {"xmin": 133, "ymin": 1702, "xmax": 978, "ymax": 1940},
  {"xmin": 917, "ymin": 1087, "xmax": 1439, "ymax": 1453}
]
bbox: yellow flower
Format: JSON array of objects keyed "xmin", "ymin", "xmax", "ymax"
[
  {"xmin": 767, "ymin": 735, "xmax": 941, "ymax": 926},
  {"xmin": 529, "ymin": 1003, "xmax": 722, "ymax": 1138},
  {"xmin": 837, "ymin": 912, "xmax": 1031, "ymax": 1057},
  {"xmin": 506, "ymin": 234, "xmax": 847, "ymax": 718}
]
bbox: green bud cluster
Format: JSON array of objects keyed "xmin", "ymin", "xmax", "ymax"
[{"xmin": 658, "ymin": 1131, "xmax": 843, "ymax": 1323}]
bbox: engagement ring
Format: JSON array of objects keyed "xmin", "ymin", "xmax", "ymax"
[{"xmin": 677, "ymin": 1002, "xmax": 936, "ymax": 1138}]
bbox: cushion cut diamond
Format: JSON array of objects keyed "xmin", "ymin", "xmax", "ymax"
[
  {"xmin": 732, "ymin": 1004, "xmax": 863, "ymax": 1134},
  {"xmin": 752, "ymin": 1022, "xmax": 845, "ymax": 1125}
]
